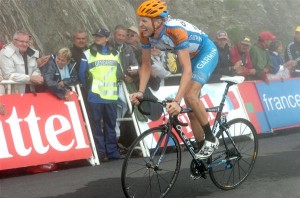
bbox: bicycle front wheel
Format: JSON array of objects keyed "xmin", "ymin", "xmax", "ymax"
[
  {"xmin": 208, "ymin": 118, "xmax": 258, "ymax": 190},
  {"xmin": 121, "ymin": 126, "xmax": 181, "ymax": 198}
]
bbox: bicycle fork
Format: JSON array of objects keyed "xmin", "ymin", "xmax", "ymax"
[{"xmin": 147, "ymin": 127, "xmax": 171, "ymax": 170}]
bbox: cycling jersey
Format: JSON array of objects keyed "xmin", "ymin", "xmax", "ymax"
[{"xmin": 141, "ymin": 18, "xmax": 218, "ymax": 85}]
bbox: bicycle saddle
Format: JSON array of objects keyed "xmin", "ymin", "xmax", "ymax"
[{"xmin": 220, "ymin": 76, "xmax": 245, "ymax": 84}]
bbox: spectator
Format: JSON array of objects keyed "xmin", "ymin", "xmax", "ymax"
[
  {"xmin": 110, "ymin": 25, "xmax": 139, "ymax": 86},
  {"xmin": 110, "ymin": 25, "xmax": 139, "ymax": 117},
  {"xmin": 127, "ymin": 26, "xmax": 142, "ymax": 65},
  {"xmin": 230, "ymin": 36, "xmax": 256, "ymax": 80},
  {"xmin": 43, "ymin": 47, "xmax": 78, "ymax": 100},
  {"xmin": 28, "ymin": 35, "xmax": 50, "ymax": 93},
  {"xmin": 110, "ymin": 25, "xmax": 145, "ymax": 151},
  {"xmin": 79, "ymin": 28, "xmax": 123, "ymax": 162},
  {"xmin": 267, "ymin": 40, "xmax": 296, "ymax": 80},
  {"xmin": 0, "ymin": 31, "xmax": 44, "ymax": 94},
  {"xmin": 70, "ymin": 31, "xmax": 88, "ymax": 72},
  {"xmin": 209, "ymin": 30, "xmax": 231, "ymax": 83},
  {"xmin": 285, "ymin": 26, "xmax": 300, "ymax": 77},
  {"xmin": 0, "ymin": 69, "xmax": 6, "ymax": 115},
  {"xmin": 250, "ymin": 31, "xmax": 276, "ymax": 82},
  {"xmin": 0, "ymin": 39, "xmax": 3, "ymax": 50},
  {"xmin": 69, "ymin": 31, "xmax": 92, "ymax": 122}
]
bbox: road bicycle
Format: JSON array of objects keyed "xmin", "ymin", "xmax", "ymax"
[{"xmin": 121, "ymin": 76, "xmax": 258, "ymax": 198}]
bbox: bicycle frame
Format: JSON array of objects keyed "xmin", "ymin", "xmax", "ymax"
[{"xmin": 154, "ymin": 81, "xmax": 240, "ymax": 169}]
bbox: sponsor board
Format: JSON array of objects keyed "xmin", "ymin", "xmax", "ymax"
[
  {"xmin": 0, "ymin": 92, "xmax": 92, "ymax": 170},
  {"xmin": 255, "ymin": 79, "xmax": 300, "ymax": 129}
]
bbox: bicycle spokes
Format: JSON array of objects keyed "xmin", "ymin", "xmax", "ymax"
[
  {"xmin": 121, "ymin": 127, "xmax": 181, "ymax": 198},
  {"xmin": 208, "ymin": 118, "xmax": 258, "ymax": 190}
]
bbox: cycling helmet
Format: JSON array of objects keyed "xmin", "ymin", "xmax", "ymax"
[{"xmin": 137, "ymin": 0, "xmax": 168, "ymax": 18}]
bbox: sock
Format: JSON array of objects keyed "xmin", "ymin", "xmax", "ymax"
[{"xmin": 202, "ymin": 123, "xmax": 215, "ymax": 142}]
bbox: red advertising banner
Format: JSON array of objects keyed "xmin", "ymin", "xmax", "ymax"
[
  {"xmin": 238, "ymin": 81, "xmax": 270, "ymax": 133},
  {"xmin": 0, "ymin": 92, "xmax": 93, "ymax": 170}
]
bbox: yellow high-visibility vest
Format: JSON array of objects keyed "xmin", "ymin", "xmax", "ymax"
[{"xmin": 84, "ymin": 50, "xmax": 120, "ymax": 100}]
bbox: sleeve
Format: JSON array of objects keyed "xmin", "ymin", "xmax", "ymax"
[
  {"xmin": 63, "ymin": 63, "xmax": 79, "ymax": 87},
  {"xmin": 165, "ymin": 27, "xmax": 189, "ymax": 51},
  {"xmin": 0, "ymin": 69, "xmax": 4, "ymax": 95},
  {"xmin": 230, "ymin": 47, "xmax": 239, "ymax": 65},
  {"xmin": 140, "ymin": 34, "xmax": 151, "ymax": 49},
  {"xmin": 0, "ymin": 69, "xmax": 3, "ymax": 81},
  {"xmin": 249, "ymin": 46, "xmax": 262, "ymax": 72},
  {"xmin": 0, "ymin": 54, "xmax": 30, "ymax": 82},
  {"xmin": 128, "ymin": 47, "xmax": 139, "ymax": 67},
  {"xmin": 284, "ymin": 43, "xmax": 293, "ymax": 61},
  {"xmin": 79, "ymin": 56, "xmax": 88, "ymax": 89},
  {"xmin": 43, "ymin": 62, "xmax": 66, "ymax": 99},
  {"xmin": 31, "ymin": 59, "xmax": 41, "ymax": 76},
  {"xmin": 268, "ymin": 54, "xmax": 280, "ymax": 74},
  {"xmin": 116, "ymin": 61, "xmax": 123, "ymax": 80}
]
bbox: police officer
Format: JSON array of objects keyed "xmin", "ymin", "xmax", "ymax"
[{"xmin": 79, "ymin": 28, "xmax": 123, "ymax": 161}]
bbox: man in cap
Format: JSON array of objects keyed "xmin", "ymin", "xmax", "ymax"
[
  {"xmin": 209, "ymin": 30, "xmax": 232, "ymax": 83},
  {"xmin": 285, "ymin": 26, "xmax": 300, "ymax": 77},
  {"xmin": 230, "ymin": 36, "xmax": 256, "ymax": 80},
  {"xmin": 108, "ymin": 25, "xmax": 140, "ymax": 147},
  {"xmin": 79, "ymin": 28, "xmax": 123, "ymax": 162},
  {"xmin": 250, "ymin": 31, "xmax": 276, "ymax": 82},
  {"xmin": 127, "ymin": 26, "xmax": 142, "ymax": 65},
  {"xmin": 110, "ymin": 25, "xmax": 139, "ymax": 83}
]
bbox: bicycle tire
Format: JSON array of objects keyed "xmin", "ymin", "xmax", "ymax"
[
  {"xmin": 208, "ymin": 118, "xmax": 258, "ymax": 190},
  {"xmin": 121, "ymin": 126, "xmax": 181, "ymax": 198}
]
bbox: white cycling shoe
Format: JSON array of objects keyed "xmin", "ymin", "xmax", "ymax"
[{"xmin": 195, "ymin": 138, "xmax": 219, "ymax": 159}]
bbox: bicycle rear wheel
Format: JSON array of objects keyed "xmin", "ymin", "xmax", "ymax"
[
  {"xmin": 121, "ymin": 126, "xmax": 181, "ymax": 198},
  {"xmin": 208, "ymin": 118, "xmax": 258, "ymax": 190}
]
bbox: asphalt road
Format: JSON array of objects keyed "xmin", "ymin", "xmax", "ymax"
[{"xmin": 1, "ymin": 128, "xmax": 300, "ymax": 198}]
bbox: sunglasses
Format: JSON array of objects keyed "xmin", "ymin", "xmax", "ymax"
[{"xmin": 127, "ymin": 34, "xmax": 135, "ymax": 38}]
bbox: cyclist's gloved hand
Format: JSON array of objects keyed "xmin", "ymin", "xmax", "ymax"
[
  {"xmin": 129, "ymin": 91, "xmax": 144, "ymax": 105},
  {"xmin": 166, "ymin": 101, "xmax": 181, "ymax": 115}
]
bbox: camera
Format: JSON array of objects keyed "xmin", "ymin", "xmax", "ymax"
[{"xmin": 127, "ymin": 65, "xmax": 138, "ymax": 71}]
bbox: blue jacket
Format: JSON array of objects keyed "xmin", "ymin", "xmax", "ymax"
[
  {"xmin": 43, "ymin": 54, "xmax": 78, "ymax": 99},
  {"xmin": 269, "ymin": 51, "xmax": 284, "ymax": 74}
]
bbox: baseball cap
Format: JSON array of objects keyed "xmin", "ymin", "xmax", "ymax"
[
  {"xmin": 295, "ymin": 26, "xmax": 300, "ymax": 32},
  {"xmin": 93, "ymin": 28, "xmax": 110, "ymax": 37},
  {"xmin": 240, "ymin": 36, "xmax": 251, "ymax": 46},
  {"xmin": 128, "ymin": 26, "xmax": 139, "ymax": 36},
  {"xmin": 259, "ymin": 31, "xmax": 276, "ymax": 41},
  {"xmin": 216, "ymin": 30, "xmax": 228, "ymax": 40}
]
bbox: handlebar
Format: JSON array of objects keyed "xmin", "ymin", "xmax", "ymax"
[{"xmin": 137, "ymin": 97, "xmax": 192, "ymax": 127}]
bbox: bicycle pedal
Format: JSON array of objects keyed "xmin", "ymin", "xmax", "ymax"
[
  {"xmin": 190, "ymin": 174, "xmax": 201, "ymax": 180},
  {"xmin": 190, "ymin": 173, "xmax": 207, "ymax": 180}
]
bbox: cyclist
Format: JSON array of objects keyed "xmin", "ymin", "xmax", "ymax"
[{"xmin": 130, "ymin": 0, "xmax": 219, "ymax": 159}]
